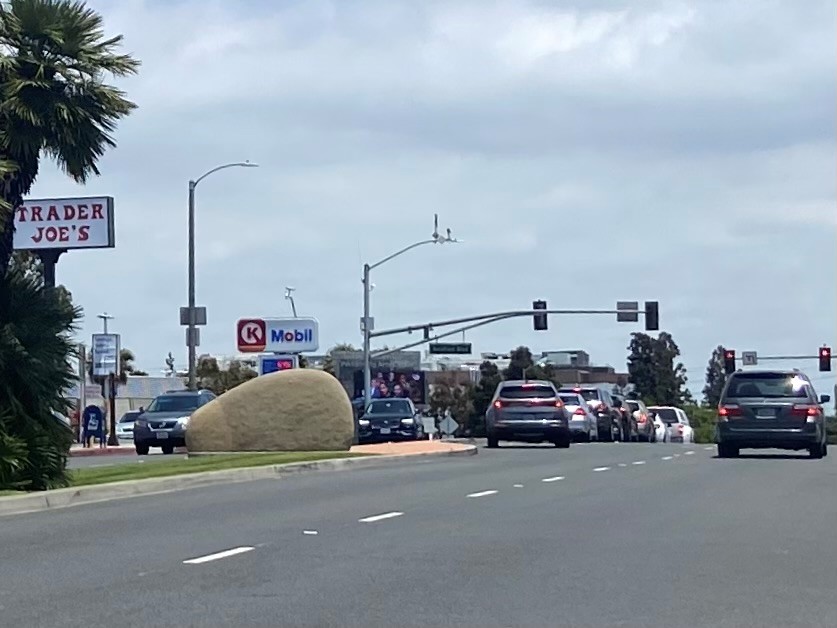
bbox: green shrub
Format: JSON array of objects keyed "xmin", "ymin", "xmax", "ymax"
[
  {"xmin": 0, "ymin": 265, "xmax": 80, "ymax": 490},
  {"xmin": 826, "ymin": 416, "xmax": 837, "ymax": 445},
  {"xmin": 683, "ymin": 405, "xmax": 717, "ymax": 444}
]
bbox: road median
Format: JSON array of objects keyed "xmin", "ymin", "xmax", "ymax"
[{"xmin": 0, "ymin": 440, "xmax": 476, "ymax": 517}]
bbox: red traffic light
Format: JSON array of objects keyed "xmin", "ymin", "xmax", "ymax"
[
  {"xmin": 820, "ymin": 348, "xmax": 831, "ymax": 357},
  {"xmin": 725, "ymin": 351, "xmax": 734, "ymax": 358},
  {"xmin": 819, "ymin": 346, "xmax": 831, "ymax": 372}
]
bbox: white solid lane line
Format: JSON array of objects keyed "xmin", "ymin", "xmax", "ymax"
[
  {"xmin": 685, "ymin": 451, "xmax": 695, "ymax": 455},
  {"xmin": 183, "ymin": 546, "xmax": 255, "ymax": 565},
  {"xmin": 467, "ymin": 490, "xmax": 499, "ymax": 498},
  {"xmin": 662, "ymin": 456, "xmax": 674, "ymax": 461},
  {"xmin": 541, "ymin": 476, "xmax": 565, "ymax": 483},
  {"xmin": 358, "ymin": 511, "xmax": 404, "ymax": 523},
  {"xmin": 632, "ymin": 461, "xmax": 646, "ymax": 465},
  {"xmin": 593, "ymin": 466, "xmax": 610, "ymax": 472}
]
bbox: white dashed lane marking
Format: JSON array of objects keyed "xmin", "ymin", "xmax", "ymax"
[
  {"xmin": 617, "ymin": 463, "xmax": 628, "ymax": 467},
  {"xmin": 513, "ymin": 484, "xmax": 524, "ymax": 488},
  {"xmin": 593, "ymin": 467, "xmax": 610, "ymax": 472},
  {"xmin": 183, "ymin": 546, "xmax": 255, "ymax": 565},
  {"xmin": 685, "ymin": 451, "xmax": 695, "ymax": 455},
  {"xmin": 467, "ymin": 490, "xmax": 499, "ymax": 498},
  {"xmin": 358, "ymin": 512, "xmax": 404, "ymax": 523},
  {"xmin": 632, "ymin": 461, "xmax": 646, "ymax": 465},
  {"xmin": 541, "ymin": 476, "xmax": 565, "ymax": 483},
  {"xmin": 303, "ymin": 530, "xmax": 319, "ymax": 536},
  {"xmin": 662, "ymin": 456, "xmax": 674, "ymax": 461},
  {"xmin": 704, "ymin": 446, "xmax": 714, "ymax": 450}
]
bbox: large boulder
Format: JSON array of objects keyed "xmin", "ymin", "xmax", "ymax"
[{"xmin": 185, "ymin": 369, "xmax": 354, "ymax": 452}]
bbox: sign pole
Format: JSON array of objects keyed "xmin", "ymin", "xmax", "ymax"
[{"xmin": 106, "ymin": 372, "xmax": 119, "ymax": 446}]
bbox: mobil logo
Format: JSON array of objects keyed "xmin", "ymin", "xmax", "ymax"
[
  {"xmin": 271, "ymin": 328, "xmax": 315, "ymax": 344},
  {"xmin": 264, "ymin": 317, "xmax": 320, "ymax": 352}
]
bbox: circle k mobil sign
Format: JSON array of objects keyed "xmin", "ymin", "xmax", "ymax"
[{"xmin": 237, "ymin": 317, "xmax": 319, "ymax": 353}]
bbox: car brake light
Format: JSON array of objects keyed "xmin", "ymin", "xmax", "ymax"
[
  {"xmin": 718, "ymin": 404, "xmax": 742, "ymax": 420},
  {"xmin": 493, "ymin": 400, "xmax": 504, "ymax": 409},
  {"xmin": 574, "ymin": 407, "xmax": 586, "ymax": 416},
  {"xmin": 637, "ymin": 414, "xmax": 647, "ymax": 423},
  {"xmin": 554, "ymin": 400, "xmax": 564, "ymax": 408},
  {"xmin": 790, "ymin": 404, "xmax": 819, "ymax": 418}
]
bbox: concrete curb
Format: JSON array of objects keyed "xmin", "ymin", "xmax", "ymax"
[{"xmin": 0, "ymin": 445, "xmax": 477, "ymax": 518}]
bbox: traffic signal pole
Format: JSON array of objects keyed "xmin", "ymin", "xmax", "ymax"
[{"xmin": 368, "ymin": 306, "xmax": 648, "ymax": 360}]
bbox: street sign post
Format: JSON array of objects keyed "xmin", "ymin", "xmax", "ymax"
[
  {"xmin": 91, "ymin": 333, "xmax": 119, "ymax": 377},
  {"xmin": 742, "ymin": 351, "xmax": 758, "ymax": 366},
  {"xmin": 428, "ymin": 342, "xmax": 472, "ymax": 355},
  {"xmin": 439, "ymin": 413, "xmax": 459, "ymax": 437}
]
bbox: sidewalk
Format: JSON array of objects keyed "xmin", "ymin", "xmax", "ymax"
[{"xmin": 68, "ymin": 439, "xmax": 471, "ymax": 458}]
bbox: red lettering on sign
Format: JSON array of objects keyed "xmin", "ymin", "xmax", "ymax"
[
  {"xmin": 31, "ymin": 227, "xmax": 43, "ymax": 243},
  {"xmin": 91, "ymin": 204, "xmax": 103, "ymax": 219},
  {"xmin": 31, "ymin": 206, "xmax": 42, "ymax": 221},
  {"xmin": 58, "ymin": 226, "xmax": 70, "ymax": 241},
  {"xmin": 46, "ymin": 206, "xmax": 59, "ymax": 221},
  {"xmin": 77, "ymin": 204, "xmax": 89, "ymax": 220},
  {"xmin": 78, "ymin": 225, "xmax": 89, "ymax": 241},
  {"xmin": 63, "ymin": 205, "xmax": 75, "ymax": 220},
  {"xmin": 45, "ymin": 226, "xmax": 59, "ymax": 242}
]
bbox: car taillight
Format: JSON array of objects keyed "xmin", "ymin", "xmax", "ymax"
[
  {"xmin": 554, "ymin": 400, "xmax": 564, "ymax": 408},
  {"xmin": 493, "ymin": 400, "xmax": 504, "ymax": 409},
  {"xmin": 790, "ymin": 404, "xmax": 820, "ymax": 419},
  {"xmin": 637, "ymin": 414, "xmax": 647, "ymax": 423},
  {"xmin": 574, "ymin": 407, "xmax": 586, "ymax": 416},
  {"xmin": 717, "ymin": 404, "xmax": 742, "ymax": 420}
]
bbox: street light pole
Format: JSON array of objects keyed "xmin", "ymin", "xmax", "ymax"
[
  {"xmin": 97, "ymin": 312, "xmax": 113, "ymax": 334},
  {"xmin": 361, "ymin": 215, "xmax": 458, "ymax": 409},
  {"xmin": 186, "ymin": 161, "xmax": 259, "ymax": 390}
]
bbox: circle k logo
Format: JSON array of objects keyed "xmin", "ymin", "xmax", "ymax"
[{"xmin": 237, "ymin": 318, "xmax": 266, "ymax": 352}]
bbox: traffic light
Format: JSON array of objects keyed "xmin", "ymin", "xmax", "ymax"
[
  {"xmin": 533, "ymin": 300, "xmax": 547, "ymax": 331},
  {"xmin": 819, "ymin": 346, "xmax": 831, "ymax": 372},
  {"xmin": 644, "ymin": 301, "xmax": 659, "ymax": 331},
  {"xmin": 723, "ymin": 349, "xmax": 736, "ymax": 375}
]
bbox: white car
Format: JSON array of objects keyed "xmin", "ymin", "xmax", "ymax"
[
  {"xmin": 115, "ymin": 409, "xmax": 142, "ymax": 443},
  {"xmin": 558, "ymin": 392, "xmax": 598, "ymax": 442},
  {"xmin": 648, "ymin": 406, "xmax": 694, "ymax": 444}
]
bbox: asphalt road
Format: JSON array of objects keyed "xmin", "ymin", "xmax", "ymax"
[{"xmin": 2, "ymin": 442, "xmax": 835, "ymax": 627}]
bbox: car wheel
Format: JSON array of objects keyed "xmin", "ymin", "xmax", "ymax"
[
  {"xmin": 161, "ymin": 444, "xmax": 175, "ymax": 455},
  {"xmin": 823, "ymin": 441, "xmax": 828, "ymax": 457},
  {"xmin": 554, "ymin": 438, "xmax": 571, "ymax": 449},
  {"xmin": 486, "ymin": 434, "xmax": 499, "ymax": 449},
  {"xmin": 809, "ymin": 443, "xmax": 824, "ymax": 459},
  {"xmin": 718, "ymin": 443, "xmax": 739, "ymax": 458},
  {"xmin": 135, "ymin": 444, "xmax": 149, "ymax": 456}
]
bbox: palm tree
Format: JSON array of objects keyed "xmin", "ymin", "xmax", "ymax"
[{"xmin": 0, "ymin": 0, "xmax": 139, "ymax": 274}]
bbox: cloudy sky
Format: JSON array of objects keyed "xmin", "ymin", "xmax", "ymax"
[{"xmin": 24, "ymin": 0, "xmax": 835, "ymax": 391}]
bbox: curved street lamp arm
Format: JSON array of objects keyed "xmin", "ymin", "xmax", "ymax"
[
  {"xmin": 369, "ymin": 238, "xmax": 441, "ymax": 271},
  {"xmin": 192, "ymin": 162, "xmax": 256, "ymax": 187}
]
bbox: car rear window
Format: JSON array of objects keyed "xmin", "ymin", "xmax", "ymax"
[
  {"xmin": 725, "ymin": 373, "xmax": 811, "ymax": 399},
  {"xmin": 561, "ymin": 389, "xmax": 600, "ymax": 401},
  {"xmin": 500, "ymin": 385, "xmax": 555, "ymax": 399},
  {"xmin": 650, "ymin": 408, "xmax": 678, "ymax": 422},
  {"xmin": 559, "ymin": 394, "xmax": 583, "ymax": 405}
]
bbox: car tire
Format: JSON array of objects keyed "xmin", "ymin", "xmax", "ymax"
[
  {"xmin": 161, "ymin": 444, "xmax": 175, "ymax": 455},
  {"xmin": 135, "ymin": 444, "xmax": 149, "ymax": 456},
  {"xmin": 809, "ymin": 442, "xmax": 824, "ymax": 459},
  {"xmin": 823, "ymin": 441, "xmax": 828, "ymax": 457},
  {"xmin": 718, "ymin": 443, "xmax": 739, "ymax": 458},
  {"xmin": 554, "ymin": 438, "xmax": 571, "ymax": 449},
  {"xmin": 486, "ymin": 434, "xmax": 499, "ymax": 449}
]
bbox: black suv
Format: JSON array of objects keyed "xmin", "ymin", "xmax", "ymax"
[
  {"xmin": 559, "ymin": 387, "xmax": 621, "ymax": 442},
  {"xmin": 133, "ymin": 389, "xmax": 216, "ymax": 455},
  {"xmin": 716, "ymin": 369, "xmax": 829, "ymax": 459}
]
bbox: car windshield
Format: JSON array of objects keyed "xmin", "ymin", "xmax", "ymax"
[
  {"xmin": 366, "ymin": 400, "xmax": 413, "ymax": 416},
  {"xmin": 500, "ymin": 385, "xmax": 555, "ymax": 399},
  {"xmin": 725, "ymin": 373, "xmax": 811, "ymax": 399},
  {"xmin": 650, "ymin": 408, "xmax": 678, "ymax": 422},
  {"xmin": 559, "ymin": 394, "xmax": 583, "ymax": 406},
  {"xmin": 145, "ymin": 395, "xmax": 200, "ymax": 413}
]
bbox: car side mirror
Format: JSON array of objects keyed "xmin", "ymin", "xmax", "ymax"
[
  {"xmin": 819, "ymin": 394, "xmax": 830, "ymax": 404},
  {"xmin": 138, "ymin": 407, "xmax": 145, "ymax": 414}
]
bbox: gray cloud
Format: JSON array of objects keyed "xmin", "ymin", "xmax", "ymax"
[{"xmin": 28, "ymin": 0, "xmax": 835, "ymax": 390}]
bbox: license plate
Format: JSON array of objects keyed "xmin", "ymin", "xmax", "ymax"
[
  {"xmin": 379, "ymin": 427, "xmax": 391, "ymax": 435},
  {"xmin": 756, "ymin": 408, "xmax": 776, "ymax": 418},
  {"xmin": 156, "ymin": 431, "xmax": 169, "ymax": 439}
]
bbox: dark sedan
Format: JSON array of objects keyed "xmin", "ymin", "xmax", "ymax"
[{"xmin": 358, "ymin": 398, "xmax": 423, "ymax": 443}]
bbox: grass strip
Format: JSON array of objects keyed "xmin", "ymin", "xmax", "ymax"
[{"xmin": 69, "ymin": 452, "xmax": 365, "ymax": 487}]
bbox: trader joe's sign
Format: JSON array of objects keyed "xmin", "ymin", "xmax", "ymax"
[{"xmin": 13, "ymin": 196, "xmax": 115, "ymax": 250}]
